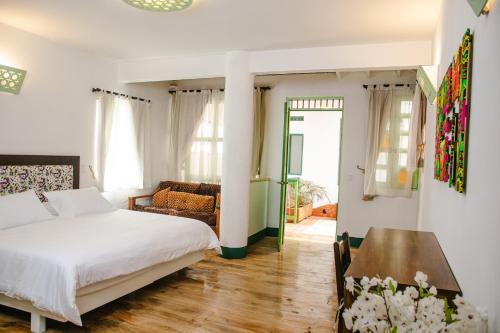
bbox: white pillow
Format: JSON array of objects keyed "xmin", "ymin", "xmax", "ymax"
[
  {"xmin": 0, "ymin": 190, "xmax": 54, "ymax": 230},
  {"xmin": 43, "ymin": 202, "xmax": 59, "ymax": 216},
  {"xmin": 44, "ymin": 187, "xmax": 116, "ymax": 218}
]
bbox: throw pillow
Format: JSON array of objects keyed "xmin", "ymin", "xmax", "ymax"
[
  {"xmin": 152, "ymin": 188, "xmax": 170, "ymax": 208},
  {"xmin": 167, "ymin": 191, "xmax": 214, "ymax": 214}
]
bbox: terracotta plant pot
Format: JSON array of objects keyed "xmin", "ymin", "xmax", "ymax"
[{"xmin": 287, "ymin": 203, "xmax": 313, "ymax": 222}]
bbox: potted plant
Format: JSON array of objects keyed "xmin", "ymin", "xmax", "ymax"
[
  {"xmin": 287, "ymin": 179, "xmax": 330, "ymax": 222},
  {"xmin": 341, "ymin": 271, "xmax": 488, "ymax": 333}
]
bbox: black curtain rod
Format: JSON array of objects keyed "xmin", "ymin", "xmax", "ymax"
[
  {"xmin": 92, "ymin": 88, "xmax": 151, "ymax": 103},
  {"xmin": 362, "ymin": 83, "xmax": 415, "ymax": 90},
  {"xmin": 169, "ymin": 86, "xmax": 271, "ymax": 94}
]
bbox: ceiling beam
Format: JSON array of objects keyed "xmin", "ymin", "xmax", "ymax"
[{"xmin": 118, "ymin": 41, "xmax": 432, "ymax": 83}]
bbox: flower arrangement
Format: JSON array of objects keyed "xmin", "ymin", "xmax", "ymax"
[{"xmin": 342, "ymin": 272, "xmax": 487, "ymax": 333}]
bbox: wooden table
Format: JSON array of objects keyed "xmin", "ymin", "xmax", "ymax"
[{"xmin": 344, "ymin": 228, "xmax": 461, "ymax": 307}]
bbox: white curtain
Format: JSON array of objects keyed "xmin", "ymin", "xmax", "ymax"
[
  {"xmin": 363, "ymin": 87, "xmax": 416, "ymax": 198},
  {"xmin": 94, "ymin": 93, "xmax": 151, "ymax": 192},
  {"xmin": 408, "ymin": 85, "xmax": 421, "ymax": 177},
  {"xmin": 363, "ymin": 89, "xmax": 392, "ymax": 198},
  {"xmin": 251, "ymin": 88, "xmax": 267, "ymax": 178},
  {"xmin": 166, "ymin": 90, "xmax": 210, "ymax": 181},
  {"xmin": 183, "ymin": 90, "xmax": 224, "ymax": 183}
]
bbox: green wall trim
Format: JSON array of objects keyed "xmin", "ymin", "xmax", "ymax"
[
  {"xmin": 248, "ymin": 229, "xmax": 267, "ymax": 246},
  {"xmin": 266, "ymin": 227, "xmax": 279, "ymax": 237},
  {"xmin": 336, "ymin": 235, "xmax": 364, "ymax": 248},
  {"xmin": 221, "ymin": 246, "xmax": 247, "ymax": 259}
]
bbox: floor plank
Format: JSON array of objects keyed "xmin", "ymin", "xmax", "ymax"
[
  {"xmin": 0, "ymin": 237, "xmax": 339, "ymax": 333},
  {"xmin": 285, "ymin": 217, "xmax": 336, "ymax": 244}
]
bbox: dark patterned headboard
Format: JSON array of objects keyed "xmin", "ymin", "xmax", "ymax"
[{"xmin": 0, "ymin": 155, "xmax": 80, "ymax": 200}]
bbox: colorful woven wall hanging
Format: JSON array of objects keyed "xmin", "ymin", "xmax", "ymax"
[{"xmin": 434, "ymin": 29, "xmax": 473, "ymax": 193}]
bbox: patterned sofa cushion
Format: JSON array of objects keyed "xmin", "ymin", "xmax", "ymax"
[
  {"xmin": 166, "ymin": 191, "xmax": 214, "ymax": 214},
  {"xmin": 143, "ymin": 206, "xmax": 217, "ymax": 227},
  {"xmin": 156, "ymin": 181, "xmax": 200, "ymax": 194},
  {"xmin": 151, "ymin": 188, "xmax": 170, "ymax": 208},
  {"xmin": 196, "ymin": 183, "xmax": 221, "ymax": 210}
]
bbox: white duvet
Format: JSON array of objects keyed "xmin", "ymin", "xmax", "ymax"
[{"xmin": 0, "ymin": 209, "xmax": 220, "ymax": 325}]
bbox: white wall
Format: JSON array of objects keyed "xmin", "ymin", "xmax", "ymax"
[
  {"xmin": 0, "ymin": 24, "xmax": 170, "ymax": 206},
  {"xmin": 249, "ymin": 179, "xmax": 269, "ymax": 236},
  {"xmin": 288, "ymin": 111, "xmax": 342, "ymax": 205},
  {"xmin": 118, "ymin": 41, "xmax": 433, "ymax": 82},
  {"xmin": 261, "ymin": 72, "xmax": 420, "ymax": 237},
  {"xmin": 419, "ymin": 2, "xmax": 500, "ymax": 331}
]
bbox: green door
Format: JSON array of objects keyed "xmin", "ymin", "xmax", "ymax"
[{"xmin": 277, "ymin": 102, "xmax": 290, "ymax": 251}]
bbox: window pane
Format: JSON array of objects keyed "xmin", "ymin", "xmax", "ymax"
[
  {"xmin": 327, "ymin": 99, "xmax": 333, "ymax": 109},
  {"xmin": 399, "ymin": 135, "xmax": 409, "ymax": 149},
  {"xmin": 376, "ymin": 169, "xmax": 387, "ymax": 183},
  {"xmin": 377, "ymin": 152, "xmax": 388, "ymax": 165},
  {"xmin": 333, "ymin": 99, "xmax": 339, "ymax": 109},
  {"xmin": 399, "ymin": 153, "xmax": 408, "ymax": 167},
  {"xmin": 217, "ymin": 102, "xmax": 224, "ymax": 138},
  {"xmin": 400, "ymin": 118, "xmax": 410, "ymax": 132},
  {"xmin": 401, "ymin": 100, "xmax": 412, "ymax": 114},
  {"xmin": 217, "ymin": 142, "xmax": 223, "ymax": 177}
]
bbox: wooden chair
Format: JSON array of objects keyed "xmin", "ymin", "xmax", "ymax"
[
  {"xmin": 334, "ymin": 232, "xmax": 351, "ymax": 333},
  {"xmin": 341, "ymin": 232, "xmax": 351, "ymax": 269}
]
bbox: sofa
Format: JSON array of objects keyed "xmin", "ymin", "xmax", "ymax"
[{"xmin": 128, "ymin": 181, "xmax": 221, "ymax": 237}]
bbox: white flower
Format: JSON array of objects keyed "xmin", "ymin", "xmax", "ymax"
[
  {"xmin": 360, "ymin": 276, "xmax": 371, "ymax": 290},
  {"xmin": 341, "ymin": 272, "xmax": 483, "ymax": 333},
  {"xmin": 477, "ymin": 306, "xmax": 488, "ymax": 321},
  {"xmin": 414, "ymin": 271, "xmax": 429, "ymax": 288},
  {"xmin": 343, "ymin": 308, "xmax": 354, "ymax": 329},
  {"xmin": 404, "ymin": 286, "xmax": 419, "ymax": 299},
  {"xmin": 346, "ymin": 276, "xmax": 355, "ymax": 293},
  {"xmin": 370, "ymin": 277, "xmax": 381, "ymax": 287},
  {"xmin": 383, "ymin": 276, "xmax": 398, "ymax": 290}
]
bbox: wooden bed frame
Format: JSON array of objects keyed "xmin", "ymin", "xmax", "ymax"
[{"xmin": 0, "ymin": 155, "xmax": 206, "ymax": 333}]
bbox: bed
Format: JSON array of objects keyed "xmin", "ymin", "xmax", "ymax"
[{"xmin": 0, "ymin": 155, "xmax": 220, "ymax": 333}]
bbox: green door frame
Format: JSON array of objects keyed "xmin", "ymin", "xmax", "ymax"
[{"xmin": 277, "ymin": 96, "xmax": 345, "ymax": 251}]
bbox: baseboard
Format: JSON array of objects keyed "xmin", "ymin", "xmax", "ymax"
[
  {"xmin": 266, "ymin": 227, "xmax": 279, "ymax": 237},
  {"xmin": 222, "ymin": 228, "xmax": 276, "ymax": 259},
  {"xmin": 248, "ymin": 229, "xmax": 267, "ymax": 246},
  {"xmin": 221, "ymin": 246, "xmax": 247, "ymax": 259},
  {"xmin": 336, "ymin": 235, "xmax": 364, "ymax": 248}
]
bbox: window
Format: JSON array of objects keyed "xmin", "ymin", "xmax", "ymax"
[
  {"xmin": 288, "ymin": 96, "xmax": 343, "ymax": 111},
  {"xmin": 182, "ymin": 91, "xmax": 224, "ymax": 183},
  {"xmin": 93, "ymin": 94, "xmax": 150, "ymax": 192},
  {"xmin": 375, "ymin": 94, "xmax": 413, "ymax": 195}
]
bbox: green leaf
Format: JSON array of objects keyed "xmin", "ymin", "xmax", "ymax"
[
  {"xmin": 354, "ymin": 287, "xmax": 361, "ymax": 296},
  {"xmin": 390, "ymin": 327, "xmax": 398, "ymax": 333},
  {"xmin": 419, "ymin": 285, "xmax": 426, "ymax": 298},
  {"xmin": 388, "ymin": 280, "xmax": 396, "ymax": 294},
  {"xmin": 443, "ymin": 298, "xmax": 456, "ymax": 324},
  {"xmin": 375, "ymin": 284, "xmax": 382, "ymax": 296}
]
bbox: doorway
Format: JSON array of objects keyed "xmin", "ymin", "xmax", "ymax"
[{"xmin": 277, "ymin": 97, "xmax": 344, "ymax": 250}]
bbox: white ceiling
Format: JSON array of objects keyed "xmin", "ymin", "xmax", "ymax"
[{"xmin": 0, "ymin": 0, "xmax": 442, "ymax": 60}]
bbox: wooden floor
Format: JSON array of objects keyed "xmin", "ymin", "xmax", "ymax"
[
  {"xmin": 0, "ymin": 237, "xmax": 339, "ymax": 333},
  {"xmin": 285, "ymin": 217, "xmax": 337, "ymax": 244}
]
